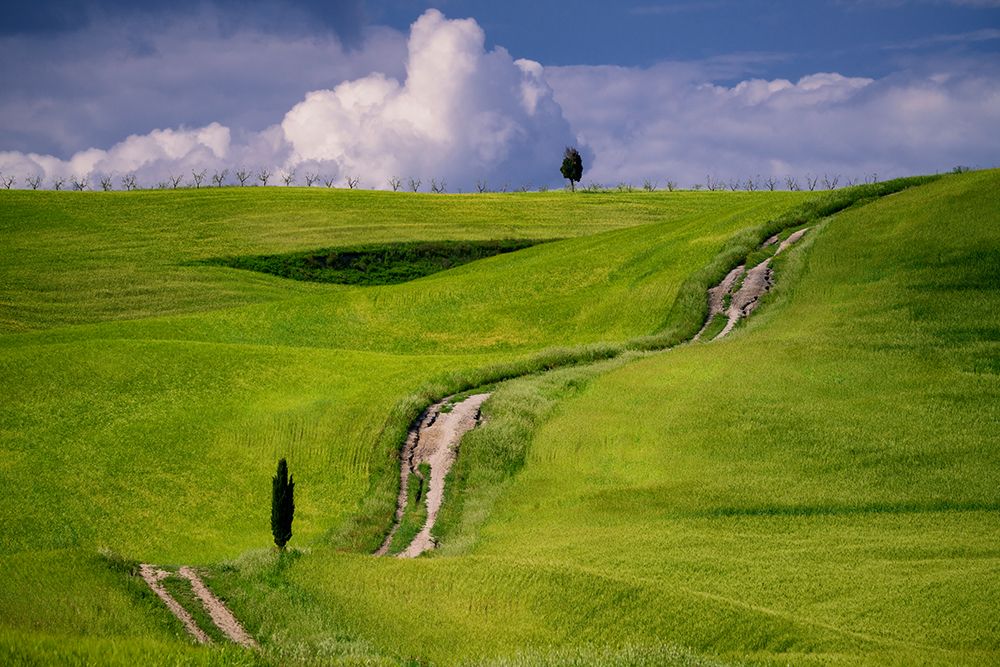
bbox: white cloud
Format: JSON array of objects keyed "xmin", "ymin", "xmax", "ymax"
[
  {"xmin": 280, "ymin": 10, "xmax": 575, "ymax": 190},
  {"xmin": 0, "ymin": 9, "xmax": 407, "ymax": 156},
  {"xmin": 1, "ymin": 10, "xmax": 577, "ymax": 191},
  {"xmin": 1, "ymin": 10, "xmax": 998, "ymax": 191},
  {"xmin": 547, "ymin": 60, "xmax": 1000, "ymax": 186}
]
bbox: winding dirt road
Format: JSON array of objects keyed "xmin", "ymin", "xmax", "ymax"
[
  {"xmin": 179, "ymin": 566, "xmax": 259, "ymax": 649},
  {"xmin": 400, "ymin": 394, "xmax": 490, "ymax": 557},
  {"xmin": 139, "ymin": 564, "xmax": 211, "ymax": 644},
  {"xmin": 377, "ymin": 394, "xmax": 490, "ymax": 558},
  {"xmin": 696, "ymin": 227, "xmax": 809, "ymax": 341},
  {"xmin": 141, "ymin": 221, "xmax": 815, "ymax": 642}
]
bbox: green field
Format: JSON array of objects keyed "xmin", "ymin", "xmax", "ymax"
[{"xmin": 1, "ymin": 173, "xmax": 997, "ymax": 664}]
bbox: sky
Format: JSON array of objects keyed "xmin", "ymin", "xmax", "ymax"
[{"xmin": 1, "ymin": 0, "xmax": 998, "ymax": 190}]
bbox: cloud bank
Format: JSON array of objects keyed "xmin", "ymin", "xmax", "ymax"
[
  {"xmin": 549, "ymin": 59, "xmax": 1000, "ymax": 186},
  {"xmin": 0, "ymin": 10, "xmax": 576, "ymax": 191},
  {"xmin": 1, "ymin": 9, "xmax": 998, "ymax": 191}
]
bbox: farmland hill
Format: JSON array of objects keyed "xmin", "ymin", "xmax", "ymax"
[{"xmin": 1, "ymin": 171, "xmax": 997, "ymax": 665}]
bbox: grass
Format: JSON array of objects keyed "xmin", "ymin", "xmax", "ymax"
[
  {"xmin": 0, "ymin": 186, "xmax": 811, "ymax": 661},
  {"xmin": 159, "ymin": 570, "xmax": 230, "ymax": 644},
  {"xmin": 203, "ymin": 239, "xmax": 556, "ymax": 286},
  {"xmin": 205, "ymin": 171, "xmax": 998, "ymax": 665},
  {"xmin": 388, "ymin": 462, "xmax": 431, "ymax": 555},
  {"xmin": 699, "ymin": 313, "xmax": 729, "ymax": 341},
  {"xmin": 2, "ymin": 173, "xmax": 993, "ymax": 664}
]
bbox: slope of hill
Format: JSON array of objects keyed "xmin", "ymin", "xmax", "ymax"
[
  {"xmin": 0, "ymin": 187, "xmax": 809, "ymax": 663},
  {"xmin": 205, "ymin": 171, "xmax": 999, "ymax": 665}
]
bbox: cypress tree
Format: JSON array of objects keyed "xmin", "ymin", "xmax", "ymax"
[{"xmin": 271, "ymin": 458, "xmax": 295, "ymax": 550}]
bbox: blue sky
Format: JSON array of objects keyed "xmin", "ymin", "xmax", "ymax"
[
  {"xmin": 378, "ymin": 1, "xmax": 1000, "ymax": 75},
  {"xmin": 1, "ymin": 0, "xmax": 998, "ymax": 189},
  {"xmin": 8, "ymin": 1, "xmax": 996, "ymax": 73}
]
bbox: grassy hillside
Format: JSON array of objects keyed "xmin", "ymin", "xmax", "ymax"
[
  {"xmin": 0, "ymin": 186, "xmax": 810, "ymax": 663},
  {"xmin": 205, "ymin": 171, "xmax": 999, "ymax": 665}
]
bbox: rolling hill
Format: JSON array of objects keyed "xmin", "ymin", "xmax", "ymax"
[{"xmin": 1, "ymin": 172, "xmax": 996, "ymax": 665}]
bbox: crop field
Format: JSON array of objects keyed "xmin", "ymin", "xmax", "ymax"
[{"xmin": 1, "ymin": 172, "xmax": 997, "ymax": 665}]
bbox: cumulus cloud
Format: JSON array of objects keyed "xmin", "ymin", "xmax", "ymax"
[
  {"xmin": 547, "ymin": 59, "xmax": 1000, "ymax": 186},
  {"xmin": 280, "ymin": 10, "xmax": 576, "ymax": 190},
  {"xmin": 0, "ymin": 8, "xmax": 406, "ymax": 156},
  {"xmin": 0, "ymin": 10, "xmax": 577, "ymax": 191},
  {"xmin": 1, "ymin": 9, "xmax": 998, "ymax": 191}
]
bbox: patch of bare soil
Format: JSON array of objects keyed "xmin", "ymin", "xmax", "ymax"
[
  {"xmin": 777, "ymin": 228, "xmax": 808, "ymax": 254},
  {"xmin": 694, "ymin": 264, "xmax": 744, "ymax": 341},
  {"xmin": 704, "ymin": 228, "xmax": 809, "ymax": 341},
  {"xmin": 139, "ymin": 564, "xmax": 211, "ymax": 644},
  {"xmin": 178, "ymin": 566, "xmax": 259, "ymax": 649},
  {"xmin": 715, "ymin": 259, "xmax": 775, "ymax": 339},
  {"xmin": 375, "ymin": 399, "xmax": 447, "ymax": 556},
  {"xmin": 400, "ymin": 393, "xmax": 490, "ymax": 558},
  {"xmin": 376, "ymin": 393, "xmax": 490, "ymax": 558}
]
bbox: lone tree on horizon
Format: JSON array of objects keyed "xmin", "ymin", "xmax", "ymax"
[
  {"xmin": 561, "ymin": 146, "xmax": 583, "ymax": 192},
  {"xmin": 271, "ymin": 458, "xmax": 295, "ymax": 550}
]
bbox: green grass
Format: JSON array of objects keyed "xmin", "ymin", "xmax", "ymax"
[
  {"xmin": 2, "ymin": 174, "xmax": 994, "ymax": 664},
  {"xmin": 699, "ymin": 313, "xmax": 729, "ymax": 341},
  {"xmin": 203, "ymin": 239, "xmax": 557, "ymax": 286},
  {"xmin": 204, "ymin": 171, "xmax": 998, "ymax": 665},
  {"xmin": 159, "ymin": 570, "xmax": 230, "ymax": 644},
  {"xmin": 0, "ymin": 186, "xmax": 812, "ymax": 661},
  {"xmin": 388, "ymin": 462, "xmax": 431, "ymax": 555}
]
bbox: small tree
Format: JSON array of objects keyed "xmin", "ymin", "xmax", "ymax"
[
  {"xmin": 271, "ymin": 458, "xmax": 295, "ymax": 550},
  {"xmin": 169, "ymin": 174, "xmax": 184, "ymax": 189},
  {"xmin": 305, "ymin": 172, "xmax": 319, "ymax": 187},
  {"xmin": 71, "ymin": 175, "xmax": 88, "ymax": 191},
  {"xmin": 235, "ymin": 168, "xmax": 252, "ymax": 187},
  {"xmin": 408, "ymin": 177, "xmax": 421, "ymax": 193},
  {"xmin": 345, "ymin": 175, "xmax": 360, "ymax": 189},
  {"xmin": 388, "ymin": 176, "xmax": 402, "ymax": 192},
  {"xmin": 26, "ymin": 175, "xmax": 42, "ymax": 190},
  {"xmin": 122, "ymin": 173, "xmax": 138, "ymax": 191},
  {"xmin": 212, "ymin": 169, "xmax": 229, "ymax": 187},
  {"xmin": 323, "ymin": 176, "xmax": 336, "ymax": 188},
  {"xmin": 99, "ymin": 175, "xmax": 114, "ymax": 191},
  {"xmin": 2, "ymin": 174, "xmax": 17, "ymax": 189},
  {"xmin": 191, "ymin": 169, "xmax": 207, "ymax": 189},
  {"xmin": 257, "ymin": 168, "xmax": 271, "ymax": 187},
  {"xmin": 280, "ymin": 170, "xmax": 295, "ymax": 187},
  {"xmin": 430, "ymin": 178, "xmax": 446, "ymax": 194},
  {"xmin": 53, "ymin": 177, "xmax": 65, "ymax": 191},
  {"xmin": 560, "ymin": 146, "xmax": 583, "ymax": 192}
]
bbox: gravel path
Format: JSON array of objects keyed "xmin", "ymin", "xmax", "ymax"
[
  {"xmin": 694, "ymin": 264, "xmax": 745, "ymax": 341},
  {"xmin": 375, "ymin": 400, "xmax": 446, "ymax": 556},
  {"xmin": 400, "ymin": 393, "xmax": 490, "ymax": 558},
  {"xmin": 179, "ymin": 566, "xmax": 259, "ymax": 649},
  {"xmin": 377, "ymin": 393, "xmax": 490, "ymax": 558},
  {"xmin": 139, "ymin": 564, "xmax": 211, "ymax": 644},
  {"xmin": 379, "ymin": 227, "xmax": 812, "ymax": 559},
  {"xmin": 708, "ymin": 228, "xmax": 809, "ymax": 341}
]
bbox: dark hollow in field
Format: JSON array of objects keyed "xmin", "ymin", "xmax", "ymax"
[{"xmin": 201, "ymin": 239, "xmax": 558, "ymax": 286}]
